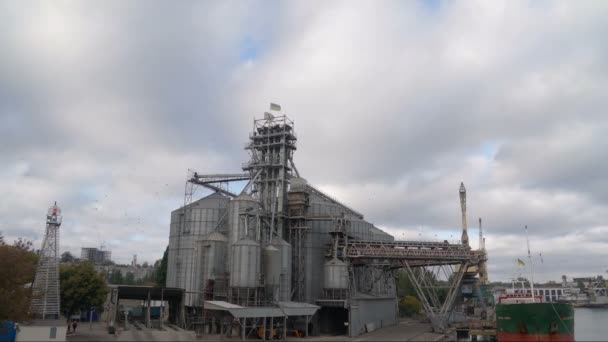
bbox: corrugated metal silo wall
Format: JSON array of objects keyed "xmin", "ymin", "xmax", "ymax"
[
  {"xmin": 305, "ymin": 193, "xmax": 395, "ymax": 303},
  {"xmin": 166, "ymin": 192, "xmax": 229, "ymax": 306},
  {"xmin": 349, "ymin": 297, "xmax": 398, "ymax": 336}
]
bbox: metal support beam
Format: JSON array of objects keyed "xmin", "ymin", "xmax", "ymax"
[
  {"xmin": 242, "ymin": 318, "xmax": 245, "ymax": 341},
  {"xmin": 239, "ymin": 169, "xmax": 263, "ymax": 196},
  {"xmin": 283, "ymin": 316, "xmax": 287, "ymax": 340},
  {"xmin": 289, "ymin": 159, "xmax": 300, "ymax": 178},
  {"xmin": 146, "ymin": 290, "xmax": 151, "ymax": 328},
  {"xmin": 190, "ymin": 181, "xmax": 238, "ymax": 198}
]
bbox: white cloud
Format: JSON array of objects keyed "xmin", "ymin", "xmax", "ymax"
[{"xmin": 1, "ymin": 1, "xmax": 607, "ymax": 281}]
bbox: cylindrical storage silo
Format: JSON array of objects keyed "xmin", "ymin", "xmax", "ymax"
[
  {"xmin": 324, "ymin": 258, "xmax": 349, "ymax": 289},
  {"xmin": 198, "ymin": 231, "xmax": 228, "ymax": 297},
  {"xmin": 270, "ymin": 238, "xmax": 292, "ymax": 301},
  {"xmin": 227, "ymin": 194, "xmax": 258, "ymax": 244},
  {"xmin": 290, "ymin": 177, "xmax": 308, "ymax": 191},
  {"xmin": 227, "ymin": 195, "xmax": 258, "ymax": 279},
  {"xmin": 263, "ymin": 245, "xmax": 281, "ymax": 286},
  {"xmin": 230, "ymin": 239, "xmax": 261, "ymax": 288},
  {"xmin": 167, "ymin": 192, "xmax": 229, "ymax": 307}
]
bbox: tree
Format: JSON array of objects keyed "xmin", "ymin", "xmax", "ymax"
[
  {"xmin": 13, "ymin": 237, "xmax": 35, "ymax": 252},
  {"xmin": 142, "ymin": 261, "xmax": 149, "ymax": 268},
  {"xmin": 60, "ymin": 262, "xmax": 108, "ymax": 316},
  {"xmin": 108, "ymin": 269, "xmax": 123, "ymax": 285},
  {"xmin": 0, "ymin": 239, "xmax": 39, "ymax": 321},
  {"xmin": 124, "ymin": 272, "xmax": 135, "ymax": 285},
  {"xmin": 61, "ymin": 251, "xmax": 75, "ymax": 263},
  {"xmin": 399, "ymin": 296, "xmax": 422, "ymax": 317},
  {"xmin": 396, "ymin": 269, "xmax": 417, "ymax": 298},
  {"xmin": 155, "ymin": 246, "xmax": 169, "ymax": 287},
  {"xmin": 135, "ymin": 271, "xmax": 157, "ymax": 286}
]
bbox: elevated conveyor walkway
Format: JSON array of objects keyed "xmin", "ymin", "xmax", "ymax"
[{"xmin": 329, "ymin": 237, "xmax": 486, "ymax": 334}]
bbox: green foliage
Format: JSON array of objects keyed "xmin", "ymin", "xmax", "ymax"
[
  {"xmin": 399, "ymin": 296, "xmax": 422, "ymax": 317},
  {"xmin": 60, "ymin": 262, "xmax": 108, "ymax": 316},
  {"xmin": 124, "ymin": 272, "xmax": 135, "ymax": 285},
  {"xmin": 13, "ymin": 237, "xmax": 35, "ymax": 252},
  {"xmin": 396, "ymin": 269, "xmax": 417, "ymax": 297},
  {"xmin": 134, "ymin": 271, "xmax": 156, "ymax": 286},
  {"xmin": 0, "ymin": 239, "xmax": 38, "ymax": 321},
  {"xmin": 108, "ymin": 269, "xmax": 123, "ymax": 284},
  {"xmin": 396, "ymin": 268, "xmax": 450, "ymax": 312},
  {"xmin": 60, "ymin": 251, "xmax": 75, "ymax": 263},
  {"xmin": 155, "ymin": 246, "xmax": 168, "ymax": 287}
]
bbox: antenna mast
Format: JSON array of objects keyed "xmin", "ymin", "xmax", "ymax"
[{"xmin": 525, "ymin": 225, "xmax": 535, "ymax": 303}]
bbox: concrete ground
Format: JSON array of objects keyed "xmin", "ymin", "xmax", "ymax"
[
  {"xmin": 66, "ymin": 322, "xmax": 115, "ymax": 341},
  {"xmin": 348, "ymin": 319, "xmax": 446, "ymax": 341},
  {"xmin": 67, "ymin": 319, "xmax": 446, "ymax": 341},
  {"xmin": 66, "ymin": 321, "xmax": 196, "ymax": 342}
]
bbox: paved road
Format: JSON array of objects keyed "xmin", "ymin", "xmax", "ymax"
[
  {"xmin": 67, "ymin": 319, "xmax": 444, "ymax": 341},
  {"xmin": 66, "ymin": 322, "xmax": 116, "ymax": 341},
  {"xmin": 350, "ymin": 319, "xmax": 444, "ymax": 341}
]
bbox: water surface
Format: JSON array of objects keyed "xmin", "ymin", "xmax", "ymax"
[{"xmin": 575, "ymin": 307, "xmax": 608, "ymax": 341}]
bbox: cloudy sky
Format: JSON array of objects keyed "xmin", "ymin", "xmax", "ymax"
[{"xmin": 1, "ymin": 1, "xmax": 607, "ymax": 282}]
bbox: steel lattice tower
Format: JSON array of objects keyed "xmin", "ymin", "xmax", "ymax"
[
  {"xmin": 30, "ymin": 202, "xmax": 62, "ymax": 319},
  {"xmin": 243, "ymin": 111, "xmax": 298, "ymax": 240}
]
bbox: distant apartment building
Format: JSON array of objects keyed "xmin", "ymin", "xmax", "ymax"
[
  {"xmin": 96, "ymin": 264, "xmax": 155, "ymax": 283},
  {"xmin": 81, "ymin": 247, "xmax": 112, "ymax": 265}
]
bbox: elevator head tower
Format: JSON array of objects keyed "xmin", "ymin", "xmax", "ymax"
[{"xmin": 243, "ymin": 110, "xmax": 298, "ymax": 240}]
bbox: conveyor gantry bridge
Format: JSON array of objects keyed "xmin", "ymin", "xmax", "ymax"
[
  {"xmin": 339, "ymin": 239, "xmax": 483, "ymax": 266},
  {"xmin": 329, "ymin": 237, "xmax": 486, "ymax": 333}
]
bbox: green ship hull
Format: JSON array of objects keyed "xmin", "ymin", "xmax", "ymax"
[{"xmin": 496, "ymin": 302, "xmax": 574, "ymax": 341}]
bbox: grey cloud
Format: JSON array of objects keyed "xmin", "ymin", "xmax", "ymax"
[{"xmin": 1, "ymin": 0, "xmax": 608, "ymax": 279}]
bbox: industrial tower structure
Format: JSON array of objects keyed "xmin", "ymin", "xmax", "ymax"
[
  {"xmin": 459, "ymin": 182, "xmax": 469, "ymax": 247},
  {"xmin": 166, "ymin": 105, "xmax": 487, "ymax": 336},
  {"xmin": 30, "ymin": 202, "xmax": 62, "ymax": 319},
  {"xmin": 243, "ymin": 112, "xmax": 298, "ymax": 240},
  {"xmin": 478, "ymin": 218, "xmax": 489, "ymax": 285}
]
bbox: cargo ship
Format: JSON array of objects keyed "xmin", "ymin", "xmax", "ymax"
[
  {"xmin": 496, "ymin": 285, "xmax": 574, "ymax": 341},
  {"xmin": 496, "ymin": 227, "xmax": 574, "ymax": 341}
]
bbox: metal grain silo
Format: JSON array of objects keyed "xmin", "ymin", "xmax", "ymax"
[
  {"xmin": 227, "ymin": 194, "xmax": 258, "ymax": 244},
  {"xmin": 263, "ymin": 238, "xmax": 292, "ymax": 301},
  {"xmin": 230, "ymin": 239, "xmax": 261, "ymax": 288},
  {"xmin": 167, "ymin": 192, "xmax": 229, "ymax": 306},
  {"xmin": 263, "ymin": 245, "xmax": 281, "ymax": 287},
  {"xmin": 271, "ymin": 238, "xmax": 292, "ymax": 301},
  {"xmin": 324, "ymin": 258, "xmax": 349, "ymax": 289},
  {"xmin": 197, "ymin": 231, "xmax": 228, "ymax": 298}
]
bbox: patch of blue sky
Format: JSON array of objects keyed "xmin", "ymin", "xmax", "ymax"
[
  {"xmin": 108, "ymin": 239, "xmax": 124, "ymax": 247},
  {"xmin": 129, "ymin": 234, "xmax": 147, "ymax": 242},
  {"xmin": 76, "ymin": 183, "xmax": 111, "ymax": 205},
  {"xmin": 239, "ymin": 36, "xmax": 259, "ymax": 63},
  {"xmin": 229, "ymin": 179, "xmax": 248, "ymax": 195},
  {"xmin": 480, "ymin": 141, "xmax": 501, "ymax": 160},
  {"xmin": 473, "ymin": 141, "xmax": 502, "ymax": 186},
  {"xmin": 418, "ymin": 0, "xmax": 443, "ymax": 14}
]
